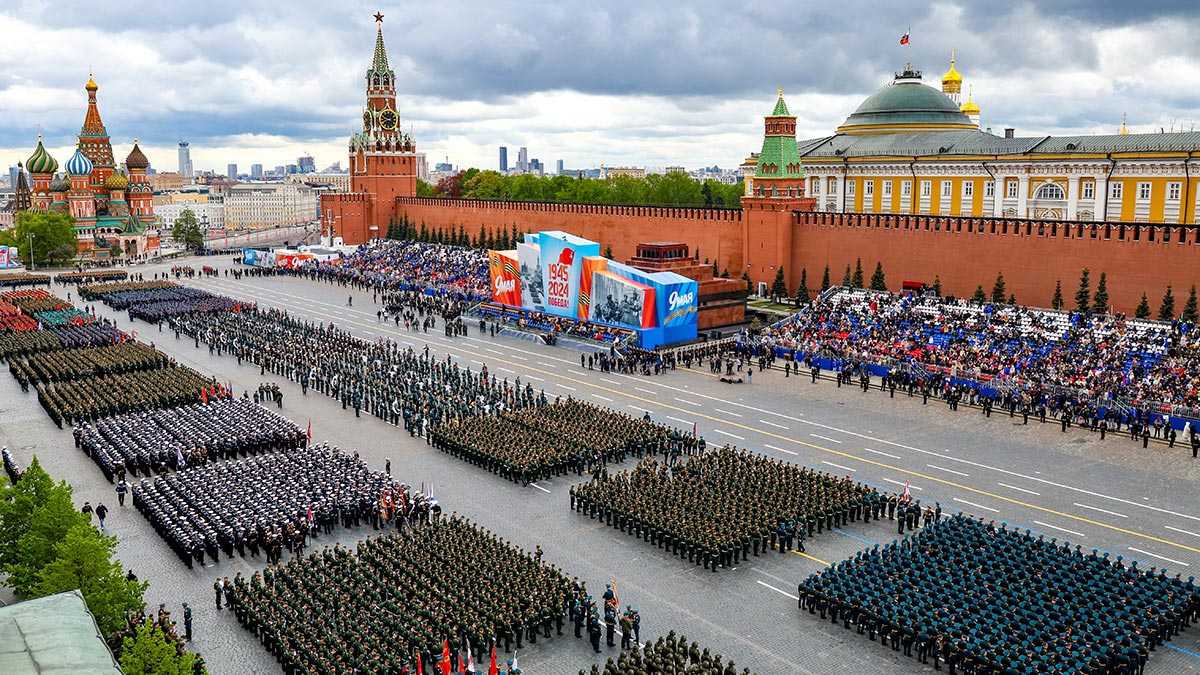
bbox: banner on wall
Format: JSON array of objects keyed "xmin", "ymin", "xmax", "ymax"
[
  {"xmin": 588, "ymin": 270, "xmax": 655, "ymax": 328},
  {"xmin": 0, "ymin": 246, "xmax": 9, "ymax": 268},
  {"xmin": 516, "ymin": 242, "xmax": 544, "ymax": 312},
  {"xmin": 488, "ymin": 249, "xmax": 522, "ymax": 306},
  {"xmin": 577, "ymin": 256, "xmax": 608, "ymax": 320}
]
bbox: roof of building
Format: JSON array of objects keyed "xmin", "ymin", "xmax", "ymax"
[
  {"xmin": 124, "ymin": 141, "xmax": 149, "ymax": 170},
  {"xmin": 771, "ymin": 89, "xmax": 790, "ymax": 117},
  {"xmin": 26, "ymin": 136, "xmax": 58, "ymax": 175},
  {"xmin": 0, "ymin": 590, "xmax": 122, "ymax": 675},
  {"xmin": 121, "ymin": 211, "xmax": 146, "ymax": 235},
  {"xmin": 799, "ymin": 127, "xmax": 1200, "ymax": 160},
  {"xmin": 838, "ymin": 69, "xmax": 975, "ymax": 134},
  {"xmin": 757, "ymin": 93, "xmax": 805, "ymax": 179},
  {"xmin": 65, "ymin": 146, "xmax": 94, "ymax": 176}
]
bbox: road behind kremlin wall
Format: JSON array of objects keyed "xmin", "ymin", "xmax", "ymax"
[{"xmin": 396, "ymin": 197, "xmax": 1200, "ymax": 315}]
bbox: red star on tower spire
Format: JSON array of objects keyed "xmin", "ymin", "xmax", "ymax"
[{"xmin": 374, "ymin": 11, "xmax": 384, "ymax": 22}]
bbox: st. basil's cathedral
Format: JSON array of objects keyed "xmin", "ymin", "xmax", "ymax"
[{"xmin": 15, "ymin": 76, "xmax": 159, "ymax": 259}]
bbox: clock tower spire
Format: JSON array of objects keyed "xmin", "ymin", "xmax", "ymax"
[{"xmin": 325, "ymin": 12, "xmax": 419, "ymax": 244}]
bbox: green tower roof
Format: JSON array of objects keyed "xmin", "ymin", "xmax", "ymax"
[
  {"xmin": 121, "ymin": 211, "xmax": 146, "ymax": 235},
  {"xmin": 370, "ymin": 22, "xmax": 392, "ymax": 75},
  {"xmin": 771, "ymin": 90, "xmax": 790, "ymax": 116},
  {"xmin": 756, "ymin": 92, "xmax": 804, "ymax": 179}
]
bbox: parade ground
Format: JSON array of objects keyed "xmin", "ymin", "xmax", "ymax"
[{"xmin": 4, "ymin": 254, "xmax": 1199, "ymax": 675}]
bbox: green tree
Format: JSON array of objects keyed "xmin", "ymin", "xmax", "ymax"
[
  {"xmin": 841, "ymin": 264, "xmax": 852, "ymax": 287},
  {"xmin": 32, "ymin": 523, "xmax": 146, "ymax": 636},
  {"xmin": 418, "ymin": 222, "xmax": 428, "ymax": 242},
  {"xmin": 604, "ymin": 245, "xmax": 614, "ymax": 259},
  {"xmin": 869, "ymin": 261, "xmax": 887, "ymax": 291},
  {"xmin": 720, "ymin": 268, "xmax": 730, "ymax": 278},
  {"xmin": 1007, "ymin": 294, "xmax": 1016, "ymax": 305},
  {"xmin": 971, "ymin": 285, "xmax": 987, "ymax": 302},
  {"xmin": 1182, "ymin": 285, "xmax": 1199, "ymax": 323},
  {"xmin": 0, "ymin": 211, "xmax": 77, "ymax": 267},
  {"xmin": 1052, "ymin": 280, "xmax": 1064, "ymax": 310},
  {"xmin": 170, "ymin": 209, "xmax": 203, "ymax": 252},
  {"xmin": 120, "ymin": 620, "xmax": 205, "ymax": 675},
  {"xmin": 1135, "ymin": 292, "xmax": 1152, "ymax": 318},
  {"xmin": 770, "ymin": 266, "xmax": 788, "ymax": 300},
  {"xmin": 851, "ymin": 258, "xmax": 864, "ymax": 288},
  {"xmin": 416, "ymin": 178, "xmax": 436, "ymax": 197},
  {"xmin": 0, "ymin": 457, "xmax": 90, "ymax": 596},
  {"xmin": 1159, "ymin": 285, "xmax": 1176, "ymax": 320},
  {"xmin": 795, "ymin": 267, "xmax": 810, "ymax": 306},
  {"xmin": 712, "ymin": 259, "xmax": 719, "ymax": 277},
  {"xmin": 932, "ymin": 275, "xmax": 942, "ymax": 297},
  {"xmin": 461, "ymin": 170, "xmax": 507, "ymax": 200},
  {"xmin": 510, "ymin": 223, "xmax": 520, "ymax": 246},
  {"xmin": 821, "ymin": 265, "xmax": 831, "ymax": 292},
  {"xmin": 1092, "ymin": 272, "xmax": 1109, "ymax": 314},
  {"xmin": 48, "ymin": 244, "xmax": 77, "ymax": 266},
  {"xmin": 991, "ymin": 272, "xmax": 1006, "ymax": 304},
  {"xmin": 476, "ymin": 223, "xmax": 486, "ymax": 249},
  {"xmin": 741, "ymin": 270, "xmax": 752, "ymax": 285},
  {"xmin": 1075, "ymin": 268, "xmax": 1091, "ymax": 312}
]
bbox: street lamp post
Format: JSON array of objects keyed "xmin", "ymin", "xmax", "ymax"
[{"xmin": 27, "ymin": 232, "xmax": 34, "ymax": 271}]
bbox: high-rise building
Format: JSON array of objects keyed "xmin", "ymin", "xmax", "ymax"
[
  {"xmin": 274, "ymin": 165, "xmax": 285, "ymax": 176},
  {"xmin": 177, "ymin": 140, "xmax": 193, "ymax": 179},
  {"xmin": 555, "ymin": 159, "xmax": 564, "ymax": 175},
  {"xmin": 9, "ymin": 165, "xmax": 24, "ymax": 189},
  {"xmin": 499, "ymin": 147, "xmax": 508, "ymax": 173},
  {"xmin": 517, "ymin": 146, "xmax": 528, "ymax": 172},
  {"xmin": 227, "ymin": 163, "xmax": 238, "ymax": 179},
  {"xmin": 530, "ymin": 159, "xmax": 542, "ymax": 175},
  {"xmin": 298, "ymin": 154, "xmax": 316, "ymax": 174},
  {"xmin": 250, "ymin": 163, "xmax": 263, "ymax": 178}
]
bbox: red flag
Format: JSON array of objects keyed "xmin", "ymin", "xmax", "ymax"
[
  {"xmin": 899, "ymin": 31, "xmax": 909, "ymax": 45},
  {"xmin": 488, "ymin": 646, "xmax": 498, "ymax": 675},
  {"xmin": 306, "ymin": 419, "xmax": 312, "ymax": 441},
  {"xmin": 200, "ymin": 387, "xmax": 208, "ymax": 403},
  {"xmin": 417, "ymin": 652, "xmax": 423, "ymax": 675},
  {"xmin": 901, "ymin": 480, "xmax": 912, "ymax": 502},
  {"xmin": 440, "ymin": 640, "xmax": 451, "ymax": 675}
]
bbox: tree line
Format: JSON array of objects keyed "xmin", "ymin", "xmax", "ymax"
[
  {"xmin": 420, "ymin": 169, "xmax": 745, "ymax": 209},
  {"xmin": 1, "ymin": 457, "xmax": 206, "ymax": 674}
]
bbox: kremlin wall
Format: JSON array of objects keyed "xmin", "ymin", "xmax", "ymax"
[{"xmin": 328, "ymin": 21, "xmax": 1200, "ymax": 316}]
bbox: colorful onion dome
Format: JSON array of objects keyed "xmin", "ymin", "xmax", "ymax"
[
  {"xmin": 65, "ymin": 145, "xmax": 94, "ymax": 176},
  {"xmin": 105, "ymin": 172, "xmax": 129, "ymax": 190},
  {"xmin": 124, "ymin": 140, "xmax": 149, "ymax": 170},
  {"xmin": 49, "ymin": 174, "xmax": 70, "ymax": 192},
  {"xmin": 26, "ymin": 135, "xmax": 59, "ymax": 174},
  {"xmin": 85, "ymin": 74, "xmax": 98, "ymax": 92}
]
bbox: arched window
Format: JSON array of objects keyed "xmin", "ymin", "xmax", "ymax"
[{"xmin": 1035, "ymin": 183, "xmax": 1065, "ymax": 200}]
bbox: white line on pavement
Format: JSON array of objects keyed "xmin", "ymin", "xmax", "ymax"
[
  {"xmin": 882, "ymin": 478, "xmax": 923, "ymax": 491},
  {"xmin": 1165, "ymin": 526, "xmax": 1200, "ymax": 538},
  {"xmin": 498, "ymin": 367, "xmax": 515, "ymax": 373},
  {"xmin": 666, "ymin": 416, "xmax": 692, "ymax": 425},
  {"xmin": 628, "ymin": 405, "xmax": 651, "ymax": 412},
  {"xmin": 510, "ymin": 355, "xmax": 528, "ymax": 361},
  {"xmin": 524, "ymin": 375, "xmax": 543, "ymax": 381},
  {"xmin": 755, "ymin": 580, "xmax": 800, "ymax": 600},
  {"xmin": 558, "ymin": 384, "xmax": 577, "ymax": 391},
  {"xmin": 674, "ymin": 398, "xmax": 701, "ymax": 406},
  {"xmin": 1033, "ymin": 521, "xmax": 1087, "ymax": 538},
  {"xmin": 714, "ymin": 429, "xmax": 745, "ymax": 440},
  {"xmin": 484, "ymin": 348, "xmax": 502, "ymax": 355},
  {"xmin": 953, "ymin": 497, "xmax": 999, "ymax": 513},
  {"xmin": 634, "ymin": 387, "xmax": 657, "ymax": 394},
  {"xmin": 1129, "ymin": 547, "xmax": 1189, "ymax": 566},
  {"xmin": 764, "ymin": 444, "xmax": 798, "ymax": 456},
  {"xmin": 759, "ymin": 420, "xmax": 789, "ymax": 430},
  {"xmin": 592, "ymin": 395, "xmax": 613, "ymax": 402},
  {"xmin": 470, "ymin": 360, "xmax": 483, "ymax": 365},
  {"xmin": 823, "ymin": 461, "xmax": 856, "ymax": 473},
  {"xmin": 810, "ymin": 433, "xmax": 843, "ymax": 444},
  {"xmin": 1073, "ymin": 503, "xmax": 1128, "ymax": 518},
  {"xmin": 715, "ymin": 409, "xmax": 743, "ymax": 417},
  {"xmin": 926, "ymin": 464, "xmax": 969, "ymax": 477},
  {"xmin": 537, "ymin": 361, "xmax": 556, "ymax": 367},
  {"xmin": 998, "ymin": 482, "xmax": 1041, "ymax": 496},
  {"xmin": 601, "ymin": 378, "xmax": 620, "ymax": 385},
  {"xmin": 864, "ymin": 447, "xmax": 901, "ymax": 459},
  {"xmin": 529, "ymin": 483, "xmax": 552, "ymax": 494}
]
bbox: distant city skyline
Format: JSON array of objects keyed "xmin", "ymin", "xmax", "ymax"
[{"xmin": 2, "ymin": 1, "xmax": 1199, "ymax": 174}]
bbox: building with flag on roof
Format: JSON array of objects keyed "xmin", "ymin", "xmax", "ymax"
[{"xmin": 15, "ymin": 76, "xmax": 159, "ymax": 260}]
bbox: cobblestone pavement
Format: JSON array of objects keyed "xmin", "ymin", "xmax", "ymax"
[{"xmin": 3, "ymin": 256, "xmax": 1198, "ymax": 675}]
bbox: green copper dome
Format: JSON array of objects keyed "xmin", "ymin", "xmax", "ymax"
[
  {"xmin": 838, "ymin": 74, "xmax": 974, "ymax": 134},
  {"xmin": 26, "ymin": 136, "xmax": 59, "ymax": 174}
]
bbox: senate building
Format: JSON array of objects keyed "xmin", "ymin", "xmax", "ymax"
[{"xmin": 787, "ymin": 54, "xmax": 1200, "ymax": 224}]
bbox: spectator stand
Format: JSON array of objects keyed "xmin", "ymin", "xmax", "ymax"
[{"xmin": 471, "ymin": 302, "xmax": 636, "ymax": 351}]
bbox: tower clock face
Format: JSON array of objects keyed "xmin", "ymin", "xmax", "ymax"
[
  {"xmin": 379, "ymin": 108, "xmax": 399, "ymax": 131},
  {"xmin": 362, "ymin": 109, "xmax": 373, "ymax": 132}
]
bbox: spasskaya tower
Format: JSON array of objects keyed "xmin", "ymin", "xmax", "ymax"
[{"xmin": 322, "ymin": 12, "xmax": 417, "ymax": 244}]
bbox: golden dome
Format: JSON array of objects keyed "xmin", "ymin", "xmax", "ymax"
[
  {"xmin": 960, "ymin": 86, "xmax": 980, "ymax": 116},
  {"xmin": 941, "ymin": 50, "xmax": 962, "ymax": 88},
  {"xmin": 85, "ymin": 74, "xmax": 98, "ymax": 92},
  {"xmin": 1119, "ymin": 112, "xmax": 1128, "ymax": 135}
]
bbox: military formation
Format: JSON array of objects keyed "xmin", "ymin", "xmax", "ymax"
[
  {"xmin": 10, "ymin": 341, "xmax": 168, "ymax": 389},
  {"xmin": 132, "ymin": 443, "xmax": 406, "ymax": 568},
  {"xmin": 0, "ymin": 323, "xmax": 126, "ymax": 359},
  {"xmin": 430, "ymin": 399, "xmax": 681, "ymax": 485},
  {"xmin": 55, "ymin": 269, "xmax": 128, "ymax": 284},
  {"xmin": 82, "ymin": 280, "xmax": 253, "ymax": 322},
  {"xmin": 36, "ymin": 364, "xmax": 217, "ymax": 427},
  {"xmin": 577, "ymin": 631, "xmax": 753, "ymax": 675},
  {"xmin": 229, "ymin": 515, "xmax": 578, "ymax": 675},
  {"xmin": 570, "ymin": 446, "xmax": 878, "ymax": 571},
  {"xmin": 73, "ymin": 398, "xmax": 307, "ymax": 481},
  {"xmin": 798, "ymin": 514, "xmax": 1200, "ymax": 674},
  {"xmin": 169, "ymin": 307, "xmax": 535, "ymax": 433}
]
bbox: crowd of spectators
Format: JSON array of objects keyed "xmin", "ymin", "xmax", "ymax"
[
  {"xmin": 475, "ymin": 303, "xmax": 636, "ymax": 344},
  {"xmin": 747, "ymin": 289, "xmax": 1200, "ymax": 417},
  {"xmin": 295, "ymin": 240, "xmax": 491, "ymax": 301}
]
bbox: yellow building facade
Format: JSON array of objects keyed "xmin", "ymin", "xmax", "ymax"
[{"xmin": 800, "ymin": 57, "xmax": 1200, "ymax": 224}]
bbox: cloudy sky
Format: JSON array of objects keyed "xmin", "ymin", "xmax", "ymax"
[{"xmin": 2, "ymin": 0, "xmax": 1198, "ymax": 177}]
